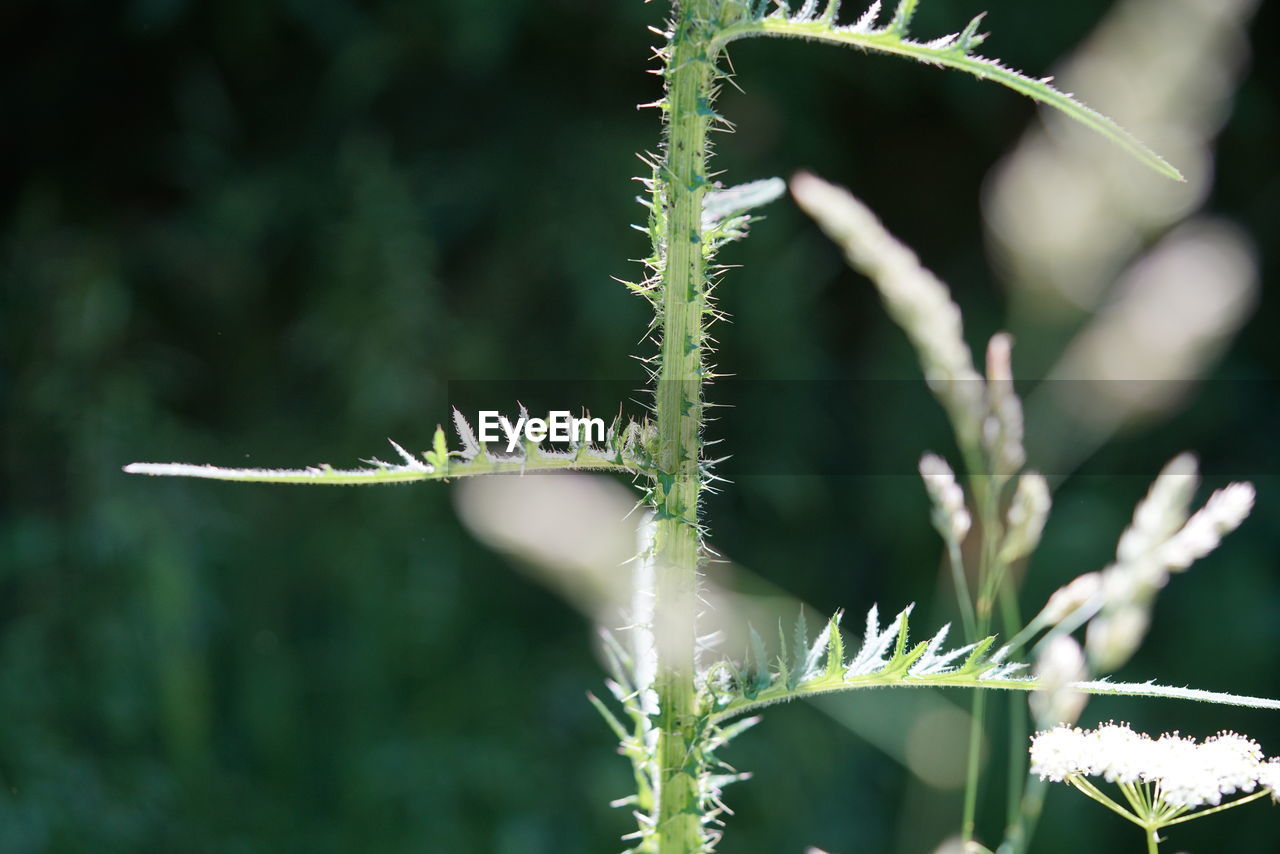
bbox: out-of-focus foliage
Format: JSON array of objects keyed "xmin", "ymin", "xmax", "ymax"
[{"xmin": 2, "ymin": 1, "xmax": 1277, "ymax": 852}]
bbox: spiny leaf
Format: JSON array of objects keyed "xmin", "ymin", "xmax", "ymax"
[
  {"xmin": 846, "ymin": 603, "xmax": 911, "ymax": 676},
  {"xmin": 588, "ymin": 691, "xmax": 630, "ymax": 742},
  {"xmin": 1067, "ymin": 680, "xmax": 1280, "ymax": 711},
  {"xmin": 707, "ymin": 603, "xmax": 1280, "ymax": 722},
  {"xmin": 713, "ymin": 2, "xmax": 1182, "ymax": 181},
  {"xmin": 749, "ymin": 625, "xmax": 770, "ymax": 693},
  {"xmin": 824, "ymin": 610, "xmax": 845, "ymax": 677},
  {"xmin": 860, "ymin": 603, "xmax": 881, "ymax": 651},
  {"xmin": 798, "ymin": 613, "xmax": 835, "ymax": 682},
  {"xmin": 911, "ymin": 637, "xmax": 980, "ymax": 676},
  {"xmin": 452, "ymin": 407, "xmax": 481, "ymax": 458},
  {"xmin": 598, "ymin": 628, "xmax": 637, "ymax": 695},
  {"xmin": 792, "ymin": 607, "xmax": 810, "ymax": 677},
  {"xmin": 854, "ymin": 1, "xmax": 882, "ymax": 30},
  {"xmin": 795, "ymin": 0, "xmax": 820, "ymax": 22},
  {"xmin": 961, "ymin": 635, "xmax": 997, "ymax": 672},
  {"xmin": 124, "ymin": 417, "xmax": 655, "ymax": 483},
  {"xmin": 423, "ymin": 425, "xmax": 451, "ymax": 471},
  {"xmin": 918, "ymin": 622, "xmax": 950, "ymax": 662},
  {"xmin": 701, "ymin": 177, "xmax": 786, "ymax": 228},
  {"xmin": 908, "ymin": 622, "xmax": 971, "ymax": 676},
  {"xmin": 889, "ymin": 0, "xmax": 917, "ymax": 34},
  {"xmin": 707, "ymin": 715, "xmax": 761, "ymax": 750},
  {"xmin": 891, "ymin": 605, "xmax": 911, "ymax": 659},
  {"xmin": 957, "ymin": 12, "xmax": 986, "ymax": 52},
  {"xmin": 777, "ymin": 617, "xmax": 792, "ymax": 689}
]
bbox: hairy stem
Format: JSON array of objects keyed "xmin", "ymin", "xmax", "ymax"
[{"xmin": 652, "ymin": 4, "xmax": 717, "ymax": 851}]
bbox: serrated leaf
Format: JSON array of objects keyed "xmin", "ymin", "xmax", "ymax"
[
  {"xmin": 861, "ymin": 603, "xmax": 880, "ymax": 650},
  {"xmin": 125, "ymin": 414, "xmax": 656, "ymax": 485},
  {"xmin": 792, "ymin": 608, "xmax": 810, "ymax": 676},
  {"xmin": 749, "ymin": 625, "xmax": 770, "ymax": 692},
  {"xmin": 424, "ymin": 425, "xmax": 450, "ymax": 470},
  {"xmin": 701, "ymin": 177, "xmax": 786, "ymax": 228},
  {"xmin": 710, "ymin": 603, "xmax": 1280, "ymax": 723},
  {"xmin": 960, "ymin": 635, "xmax": 998, "ymax": 673},
  {"xmin": 913, "ymin": 637, "xmax": 980, "ymax": 676},
  {"xmin": 908, "ymin": 622, "xmax": 965, "ymax": 676},
  {"xmin": 801, "ymin": 616, "xmax": 834, "ymax": 682},
  {"xmin": 824, "ymin": 610, "xmax": 845, "ymax": 677},
  {"xmin": 889, "ymin": 0, "xmax": 918, "ymax": 33},
  {"xmin": 715, "ymin": 7, "xmax": 1182, "ymax": 181},
  {"xmin": 847, "ymin": 603, "xmax": 910, "ymax": 676},
  {"xmin": 957, "ymin": 11, "xmax": 986, "ymax": 52},
  {"xmin": 890, "ymin": 606, "xmax": 911, "ymax": 660},
  {"xmin": 892, "ymin": 640, "xmax": 929, "ymax": 675},
  {"xmin": 452, "ymin": 407, "xmax": 481, "ymax": 458},
  {"xmin": 854, "ymin": 0, "xmax": 882, "ymax": 30},
  {"xmin": 777, "ymin": 618, "xmax": 793, "ymax": 689}
]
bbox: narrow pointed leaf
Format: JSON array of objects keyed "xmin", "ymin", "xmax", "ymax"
[
  {"xmin": 713, "ymin": 9, "xmax": 1182, "ymax": 181},
  {"xmin": 588, "ymin": 692, "xmax": 630, "ymax": 742},
  {"xmin": 824, "ymin": 611, "xmax": 845, "ymax": 677}
]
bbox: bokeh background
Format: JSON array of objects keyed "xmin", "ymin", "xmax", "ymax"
[{"xmin": 3, "ymin": 0, "xmax": 1278, "ymax": 852}]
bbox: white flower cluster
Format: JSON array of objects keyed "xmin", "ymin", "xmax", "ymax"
[{"xmin": 1030, "ymin": 722, "xmax": 1280, "ymax": 808}]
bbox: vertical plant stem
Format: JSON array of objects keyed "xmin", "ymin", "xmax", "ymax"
[
  {"xmin": 1005, "ymin": 695, "xmax": 1027, "ymax": 830},
  {"xmin": 947, "ymin": 539, "xmax": 978, "ymax": 641},
  {"xmin": 997, "ymin": 776, "xmax": 1046, "ymax": 854},
  {"xmin": 653, "ymin": 4, "xmax": 717, "ymax": 851},
  {"xmin": 962, "ymin": 687, "xmax": 988, "ymax": 845},
  {"xmin": 999, "ymin": 580, "xmax": 1027, "ymax": 832},
  {"xmin": 963, "ymin": 476, "xmax": 1005, "ymax": 848}
]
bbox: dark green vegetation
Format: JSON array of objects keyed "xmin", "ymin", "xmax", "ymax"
[{"xmin": 3, "ymin": 1, "xmax": 1279, "ymax": 851}]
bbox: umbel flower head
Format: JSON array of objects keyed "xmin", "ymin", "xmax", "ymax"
[
  {"xmin": 1031, "ymin": 722, "xmax": 1279, "ymax": 851},
  {"xmin": 1031, "ymin": 722, "xmax": 1271, "ymax": 806}
]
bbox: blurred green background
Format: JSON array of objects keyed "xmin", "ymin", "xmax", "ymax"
[{"xmin": 2, "ymin": 1, "xmax": 1278, "ymax": 852}]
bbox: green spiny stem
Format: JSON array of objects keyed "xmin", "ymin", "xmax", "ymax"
[{"xmin": 652, "ymin": 4, "xmax": 719, "ymax": 852}]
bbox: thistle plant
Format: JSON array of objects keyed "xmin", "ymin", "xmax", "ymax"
[{"xmin": 125, "ymin": 2, "xmax": 1276, "ymax": 852}]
